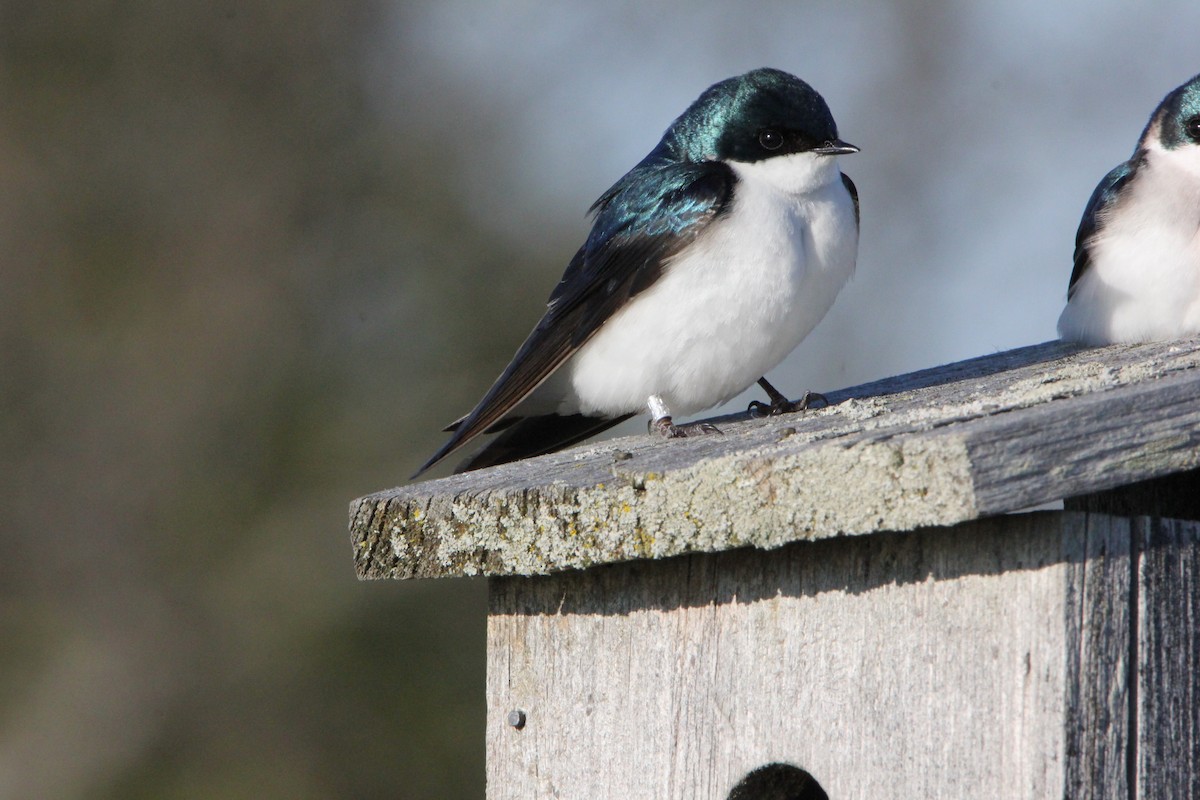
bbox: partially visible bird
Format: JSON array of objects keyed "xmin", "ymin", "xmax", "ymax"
[
  {"xmin": 1058, "ymin": 72, "xmax": 1200, "ymax": 344},
  {"xmin": 725, "ymin": 762, "xmax": 829, "ymax": 800},
  {"xmin": 416, "ymin": 67, "xmax": 859, "ymax": 477}
]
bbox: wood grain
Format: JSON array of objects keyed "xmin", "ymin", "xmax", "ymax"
[
  {"xmin": 1062, "ymin": 514, "xmax": 1133, "ymax": 800},
  {"xmin": 1136, "ymin": 517, "xmax": 1200, "ymax": 799},
  {"xmin": 485, "ymin": 513, "xmax": 1177, "ymax": 799},
  {"xmin": 483, "ymin": 512, "xmax": 1200, "ymax": 798}
]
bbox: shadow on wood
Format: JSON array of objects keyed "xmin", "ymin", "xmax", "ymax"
[
  {"xmin": 1066, "ymin": 465, "xmax": 1200, "ymax": 520},
  {"xmin": 491, "ymin": 512, "xmax": 1081, "ymax": 616}
]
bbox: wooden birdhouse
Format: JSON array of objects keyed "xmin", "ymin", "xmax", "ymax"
[{"xmin": 351, "ymin": 339, "xmax": 1200, "ymax": 799}]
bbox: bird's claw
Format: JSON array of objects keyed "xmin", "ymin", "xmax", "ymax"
[
  {"xmin": 747, "ymin": 390, "xmax": 829, "ymax": 418},
  {"xmin": 650, "ymin": 416, "xmax": 723, "ymax": 438}
]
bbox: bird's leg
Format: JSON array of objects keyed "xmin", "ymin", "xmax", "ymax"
[
  {"xmin": 646, "ymin": 394, "xmax": 721, "ymax": 438},
  {"xmin": 747, "ymin": 377, "xmax": 828, "ymax": 417}
]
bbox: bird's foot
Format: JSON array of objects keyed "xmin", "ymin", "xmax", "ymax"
[
  {"xmin": 650, "ymin": 416, "xmax": 722, "ymax": 439},
  {"xmin": 748, "ymin": 378, "xmax": 829, "ymax": 418}
]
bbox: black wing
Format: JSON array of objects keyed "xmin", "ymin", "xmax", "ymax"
[
  {"xmin": 841, "ymin": 172, "xmax": 859, "ymax": 228},
  {"xmin": 413, "ymin": 159, "xmax": 734, "ymax": 477},
  {"xmin": 1067, "ymin": 160, "xmax": 1135, "ymax": 299}
]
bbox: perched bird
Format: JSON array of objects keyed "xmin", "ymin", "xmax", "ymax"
[
  {"xmin": 416, "ymin": 67, "xmax": 859, "ymax": 477},
  {"xmin": 1058, "ymin": 72, "xmax": 1200, "ymax": 344}
]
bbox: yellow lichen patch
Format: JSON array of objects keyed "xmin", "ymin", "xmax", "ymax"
[{"xmin": 631, "ymin": 526, "xmax": 656, "ymax": 558}]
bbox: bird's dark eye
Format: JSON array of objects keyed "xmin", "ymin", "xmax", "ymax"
[
  {"xmin": 1186, "ymin": 115, "xmax": 1200, "ymax": 143},
  {"xmin": 758, "ymin": 129, "xmax": 784, "ymax": 151}
]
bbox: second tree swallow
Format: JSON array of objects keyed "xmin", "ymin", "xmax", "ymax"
[
  {"xmin": 416, "ymin": 67, "xmax": 859, "ymax": 476},
  {"xmin": 1058, "ymin": 72, "xmax": 1200, "ymax": 344}
]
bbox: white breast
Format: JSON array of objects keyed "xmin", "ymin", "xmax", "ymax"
[
  {"xmin": 1058, "ymin": 143, "xmax": 1200, "ymax": 344},
  {"xmin": 559, "ymin": 152, "xmax": 858, "ymax": 417}
]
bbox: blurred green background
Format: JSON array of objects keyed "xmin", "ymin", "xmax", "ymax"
[
  {"xmin": 3, "ymin": 1, "xmax": 1199, "ymax": 797},
  {"xmin": 1, "ymin": 3, "xmax": 500, "ymax": 797}
]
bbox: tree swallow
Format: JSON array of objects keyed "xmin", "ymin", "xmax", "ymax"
[
  {"xmin": 1058, "ymin": 72, "xmax": 1200, "ymax": 344},
  {"xmin": 416, "ymin": 67, "xmax": 859, "ymax": 477}
]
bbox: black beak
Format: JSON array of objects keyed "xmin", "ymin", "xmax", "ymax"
[{"xmin": 812, "ymin": 139, "xmax": 859, "ymax": 156}]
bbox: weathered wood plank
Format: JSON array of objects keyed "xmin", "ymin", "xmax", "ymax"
[
  {"xmin": 484, "ymin": 512, "xmax": 1200, "ymax": 798},
  {"xmin": 1062, "ymin": 514, "xmax": 1133, "ymax": 800},
  {"xmin": 354, "ymin": 338, "xmax": 1200, "ymax": 579},
  {"xmin": 486, "ymin": 513, "xmax": 1144, "ymax": 799},
  {"xmin": 1136, "ymin": 518, "xmax": 1200, "ymax": 799}
]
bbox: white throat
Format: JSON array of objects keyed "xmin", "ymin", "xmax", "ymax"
[
  {"xmin": 1146, "ymin": 131, "xmax": 1200, "ymax": 183},
  {"xmin": 727, "ymin": 151, "xmax": 844, "ymax": 195}
]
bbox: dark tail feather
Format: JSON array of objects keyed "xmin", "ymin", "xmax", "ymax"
[
  {"xmin": 415, "ymin": 415, "xmax": 523, "ymax": 478},
  {"xmin": 453, "ymin": 413, "xmax": 633, "ymax": 473}
]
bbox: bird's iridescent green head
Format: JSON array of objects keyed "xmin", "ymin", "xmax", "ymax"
[
  {"xmin": 657, "ymin": 68, "xmax": 851, "ymax": 164},
  {"xmin": 1146, "ymin": 72, "xmax": 1200, "ymax": 150}
]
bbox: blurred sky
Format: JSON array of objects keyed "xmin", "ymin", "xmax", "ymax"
[{"xmin": 381, "ymin": 0, "xmax": 1200, "ymax": 431}]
